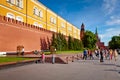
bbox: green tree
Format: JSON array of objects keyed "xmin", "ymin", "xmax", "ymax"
[
  {"xmin": 51, "ymin": 33, "xmax": 83, "ymax": 51},
  {"xmin": 109, "ymin": 36, "xmax": 120, "ymax": 49},
  {"xmin": 68, "ymin": 35, "xmax": 83, "ymax": 50},
  {"xmin": 83, "ymin": 30, "xmax": 97, "ymax": 49},
  {"xmin": 73, "ymin": 38, "xmax": 83, "ymax": 50},
  {"xmin": 68, "ymin": 35, "xmax": 74, "ymax": 50},
  {"xmin": 51, "ymin": 33, "xmax": 57, "ymax": 48}
]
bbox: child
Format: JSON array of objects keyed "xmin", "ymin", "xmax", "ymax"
[{"xmin": 41, "ymin": 52, "xmax": 45, "ymax": 63}]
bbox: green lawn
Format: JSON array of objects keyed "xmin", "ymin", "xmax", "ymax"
[
  {"xmin": 44, "ymin": 50, "xmax": 83, "ymax": 55},
  {"xmin": 0, "ymin": 57, "xmax": 33, "ymax": 63}
]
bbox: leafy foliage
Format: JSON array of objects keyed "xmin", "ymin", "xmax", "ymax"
[
  {"xmin": 51, "ymin": 33, "xmax": 83, "ymax": 51},
  {"xmin": 109, "ymin": 36, "xmax": 120, "ymax": 49},
  {"xmin": 82, "ymin": 30, "xmax": 97, "ymax": 49},
  {"xmin": 68, "ymin": 35, "xmax": 73, "ymax": 50}
]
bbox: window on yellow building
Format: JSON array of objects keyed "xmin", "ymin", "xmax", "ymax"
[
  {"xmin": 34, "ymin": 7, "xmax": 39, "ymax": 16},
  {"xmin": 50, "ymin": 17, "xmax": 53, "ymax": 23},
  {"xmin": 39, "ymin": 10, "xmax": 43, "ymax": 18},
  {"xmin": 33, "ymin": 22, "xmax": 38, "ymax": 26},
  {"xmin": 53, "ymin": 18, "xmax": 56, "ymax": 24},
  {"xmin": 39, "ymin": 24, "xmax": 43, "ymax": 28},
  {"xmin": 7, "ymin": 0, "xmax": 15, "ymax": 4},
  {"xmin": 50, "ymin": 28, "xmax": 56, "ymax": 32},
  {"xmin": 61, "ymin": 22, "xmax": 65, "ymax": 28},
  {"xmin": 50, "ymin": 17, "xmax": 56, "ymax": 24},
  {"xmin": 6, "ymin": 13, "xmax": 15, "ymax": 19},
  {"xmin": 16, "ymin": 16, "xmax": 23, "ymax": 22},
  {"xmin": 16, "ymin": 0, "xmax": 23, "ymax": 8},
  {"xmin": 68, "ymin": 27, "xmax": 72, "ymax": 31},
  {"xmin": 33, "ymin": 8, "xmax": 36, "ymax": 14}
]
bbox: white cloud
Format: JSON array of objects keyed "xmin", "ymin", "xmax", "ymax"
[
  {"xmin": 100, "ymin": 27, "xmax": 120, "ymax": 45},
  {"xmin": 103, "ymin": 0, "xmax": 117, "ymax": 15},
  {"xmin": 106, "ymin": 28, "xmax": 114, "ymax": 32},
  {"xmin": 101, "ymin": 27, "xmax": 120, "ymax": 38},
  {"xmin": 106, "ymin": 16, "xmax": 120, "ymax": 25}
]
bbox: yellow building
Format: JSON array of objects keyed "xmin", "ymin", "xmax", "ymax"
[
  {"xmin": 0, "ymin": 0, "xmax": 80, "ymax": 40},
  {"xmin": 0, "ymin": 0, "xmax": 27, "ymax": 22},
  {"xmin": 58, "ymin": 16, "xmax": 67, "ymax": 35}
]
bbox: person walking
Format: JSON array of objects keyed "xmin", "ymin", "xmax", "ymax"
[
  {"xmin": 113, "ymin": 49, "xmax": 118, "ymax": 61},
  {"xmin": 100, "ymin": 49, "xmax": 104, "ymax": 62},
  {"xmin": 89, "ymin": 50, "xmax": 94, "ymax": 60},
  {"xmin": 83, "ymin": 49, "xmax": 87, "ymax": 60},
  {"xmin": 109, "ymin": 49, "xmax": 113, "ymax": 60},
  {"xmin": 52, "ymin": 53, "xmax": 55, "ymax": 64},
  {"xmin": 41, "ymin": 52, "xmax": 45, "ymax": 63}
]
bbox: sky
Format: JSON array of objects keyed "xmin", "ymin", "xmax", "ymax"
[{"xmin": 39, "ymin": 0, "xmax": 120, "ymax": 46}]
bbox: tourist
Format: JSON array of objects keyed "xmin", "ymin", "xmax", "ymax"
[
  {"xmin": 95, "ymin": 49, "xmax": 99, "ymax": 58},
  {"xmin": 21, "ymin": 46, "xmax": 24, "ymax": 56},
  {"xmin": 52, "ymin": 53, "xmax": 55, "ymax": 64},
  {"xmin": 95, "ymin": 49, "xmax": 98, "ymax": 57},
  {"xmin": 113, "ymin": 49, "xmax": 118, "ymax": 61},
  {"xmin": 100, "ymin": 49, "xmax": 104, "ymax": 62},
  {"xmin": 109, "ymin": 49, "xmax": 113, "ymax": 60},
  {"xmin": 89, "ymin": 50, "xmax": 94, "ymax": 60},
  {"xmin": 83, "ymin": 49, "xmax": 87, "ymax": 60},
  {"xmin": 41, "ymin": 52, "xmax": 45, "ymax": 63}
]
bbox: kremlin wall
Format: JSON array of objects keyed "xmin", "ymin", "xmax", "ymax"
[{"xmin": 0, "ymin": 15, "xmax": 53, "ymax": 52}]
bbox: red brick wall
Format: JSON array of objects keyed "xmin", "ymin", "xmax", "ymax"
[{"xmin": 0, "ymin": 15, "xmax": 53, "ymax": 52}]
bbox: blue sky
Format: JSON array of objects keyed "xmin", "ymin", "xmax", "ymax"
[{"xmin": 39, "ymin": 0, "xmax": 120, "ymax": 46}]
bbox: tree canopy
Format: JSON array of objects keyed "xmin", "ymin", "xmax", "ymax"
[
  {"xmin": 109, "ymin": 36, "xmax": 120, "ymax": 49},
  {"xmin": 82, "ymin": 30, "xmax": 97, "ymax": 49},
  {"xmin": 51, "ymin": 33, "xmax": 83, "ymax": 51}
]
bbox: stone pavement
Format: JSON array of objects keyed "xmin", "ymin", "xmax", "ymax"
[{"xmin": 0, "ymin": 55, "xmax": 120, "ymax": 80}]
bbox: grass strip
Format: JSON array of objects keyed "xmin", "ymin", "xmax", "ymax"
[
  {"xmin": 44, "ymin": 50, "xmax": 82, "ymax": 55},
  {"xmin": 0, "ymin": 57, "xmax": 33, "ymax": 63}
]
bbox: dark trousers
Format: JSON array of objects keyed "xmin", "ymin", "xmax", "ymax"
[
  {"xmin": 100, "ymin": 56, "xmax": 103, "ymax": 62},
  {"xmin": 83, "ymin": 54, "xmax": 87, "ymax": 60}
]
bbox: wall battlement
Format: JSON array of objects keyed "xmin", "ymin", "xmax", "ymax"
[
  {"xmin": 0, "ymin": 15, "xmax": 53, "ymax": 52},
  {"xmin": 0, "ymin": 15, "xmax": 53, "ymax": 34}
]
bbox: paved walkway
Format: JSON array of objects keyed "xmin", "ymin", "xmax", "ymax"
[{"xmin": 0, "ymin": 55, "xmax": 120, "ymax": 80}]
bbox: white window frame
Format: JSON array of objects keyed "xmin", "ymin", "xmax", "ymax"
[
  {"xmin": 39, "ymin": 10, "xmax": 43, "ymax": 18},
  {"xmin": 39, "ymin": 24, "xmax": 43, "ymax": 28},
  {"xmin": 6, "ymin": 12, "xmax": 15, "ymax": 19},
  {"xmin": 16, "ymin": 16, "xmax": 23, "ymax": 22},
  {"xmin": 53, "ymin": 18, "xmax": 56, "ymax": 24},
  {"xmin": 19, "ymin": 0, "xmax": 23, "ymax": 8},
  {"xmin": 7, "ymin": 0, "xmax": 15, "ymax": 4},
  {"xmin": 34, "ymin": 7, "xmax": 39, "ymax": 16},
  {"xmin": 50, "ymin": 28, "xmax": 56, "ymax": 32},
  {"xmin": 50, "ymin": 17, "xmax": 54, "ymax": 23},
  {"xmin": 61, "ymin": 22, "xmax": 65, "ymax": 28},
  {"xmin": 33, "ymin": 22, "xmax": 38, "ymax": 26},
  {"xmin": 68, "ymin": 27, "xmax": 72, "ymax": 31},
  {"xmin": 16, "ymin": 0, "xmax": 23, "ymax": 8}
]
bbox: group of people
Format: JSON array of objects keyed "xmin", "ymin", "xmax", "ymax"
[
  {"xmin": 83, "ymin": 48, "xmax": 119, "ymax": 62},
  {"xmin": 83, "ymin": 49, "xmax": 94, "ymax": 60}
]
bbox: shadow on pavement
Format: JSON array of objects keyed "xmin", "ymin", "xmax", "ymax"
[
  {"xmin": 104, "ymin": 69, "xmax": 120, "ymax": 74},
  {"xmin": 98, "ymin": 63, "xmax": 115, "ymax": 66}
]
